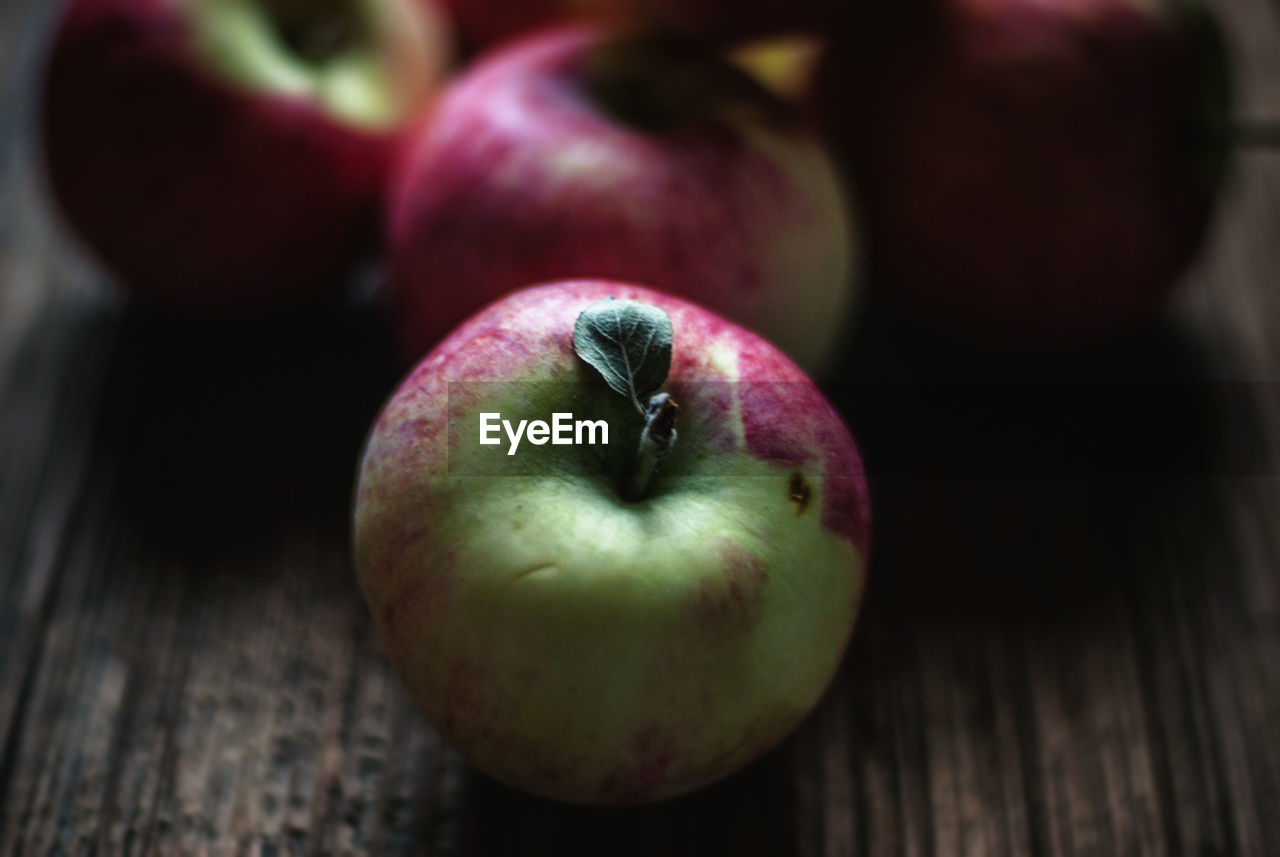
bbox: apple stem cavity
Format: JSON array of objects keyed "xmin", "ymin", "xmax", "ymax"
[
  {"xmin": 583, "ymin": 36, "xmax": 743, "ymax": 134},
  {"xmin": 573, "ymin": 298, "xmax": 679, "ymax": 502},
  {"xmin": 264, "ymin": 0, "xmax": 366, "ymax": 64}
]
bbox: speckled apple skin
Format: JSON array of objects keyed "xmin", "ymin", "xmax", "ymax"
[
  {"xmin": 40, "ymin": 0, "xmax": 430, "ymax": 309},
  {"xmin": 354, "ymin": 280, "xmax": 870, "ymax": 804},
  {"xmin": 816, "ymin": 0, "xmax": 1230, "ymax": 341},
  {"xmin": 387, "ymin": 26, "xmax": 854, "ymax": 372}
]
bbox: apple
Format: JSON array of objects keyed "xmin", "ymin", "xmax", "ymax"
[
  {"xmin": 815, "ymin": 0, "xmax": 1232, "ymax": 341},
  {"xmin": 41, "ymin": 0, "xmax": 452, "ymax": 309},
  {"xmin": 353, "ymin": 279, "xmax": 871, "ymax": 804},
  {"xmin": 386, "ymin": 26, "xmax": 856, "ymax": 373},
  {"xmin": 443, "ymin": 0, "xmax": 837, "ymax": 55}
]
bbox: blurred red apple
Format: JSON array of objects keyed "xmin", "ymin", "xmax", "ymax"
[
  {"xmin": 388, "ymin": 26, "xmax": 856, "ymax": 372},
  {"xmin": 816, "ymin": 0, "xmax": 1232, "ymax": 341},
  {"xmin": 41, "ymin": 0, "xmax": 452, "ymax": 309}
]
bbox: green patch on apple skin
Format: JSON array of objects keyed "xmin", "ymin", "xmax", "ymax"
[
  {"xmin": 416, "ymin": 456, "xmax": 862, "ymax": 801},
  {"xmin": 360, "ymin": 388, "xmax": 865, "ymax": 804},
  {"xmin": 185, "ymin": 0, "xmax": 402, "ymax": 128}
]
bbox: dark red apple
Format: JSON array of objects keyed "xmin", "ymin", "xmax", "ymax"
[
  {"xmin": 41, "ymin": 0, "xmax": 452, "ymax": 309},
  {"xmin": 816, "ymin": 0, "xmax": 1232, "ymax": 341},
  {"xmin": 387, "ymin": 26, "xmax": 857, "ymax": 372}
]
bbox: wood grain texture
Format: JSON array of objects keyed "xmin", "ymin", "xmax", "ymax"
[{"xmin": 1, "ymin": 0, "xmax": 1278, "ymax": 854}]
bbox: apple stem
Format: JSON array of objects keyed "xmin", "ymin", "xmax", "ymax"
[{"xmin": 627, "ymin": 393, "xmax": 678, "ymax": 502}]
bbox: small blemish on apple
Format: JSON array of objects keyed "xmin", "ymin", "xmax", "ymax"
[
  {"xmin": 512, "ymin": 562, "xmax": 557, "ymax": 581},
  {"xmin": 442, "ymin": 656, "xmax": 495, "ymax": 741},
  {"xmin": 693, "ymin": 545, "xmax": 769, "ymax": 635},
  {"xmin": 597, "ymin": 722, "xmax": 679, "ymax": 803},
  {"xmin": 788, "ymin": 471, "xmax": 811, "ymax": 514}
]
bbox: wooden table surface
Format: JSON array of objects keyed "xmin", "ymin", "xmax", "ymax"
[{"xmin": 1, "ymin": 1, "xmax": 1278, "ymax": 854}]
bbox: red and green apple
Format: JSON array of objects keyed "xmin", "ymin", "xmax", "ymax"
[
  {"xmin": 41, "ymin": 0, "xmax": 452, "ymax": 308},
  {"xmin": 386, "ymin": 26, "xmax": 856, "ymax": 374},
  {"xmin": 353, "ymin": 279, "xmax": 871, "ymax": 804}
]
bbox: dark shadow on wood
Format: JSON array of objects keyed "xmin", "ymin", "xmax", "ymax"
[
  {"xmin": 86, "ymin": 292, "xmax": 403, "ymax": 561},
  {"xmin": 453, "ymin": 745, "xmax": 799, "ymax": 857},
  {"xmin": 822, "ymin": 288, "xmax": 1268, "ymax": 627}
]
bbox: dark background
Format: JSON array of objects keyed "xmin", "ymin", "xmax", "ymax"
[{"xmin": 1, "ymin": 0, "xmax": 1278, "ymax": 853}]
